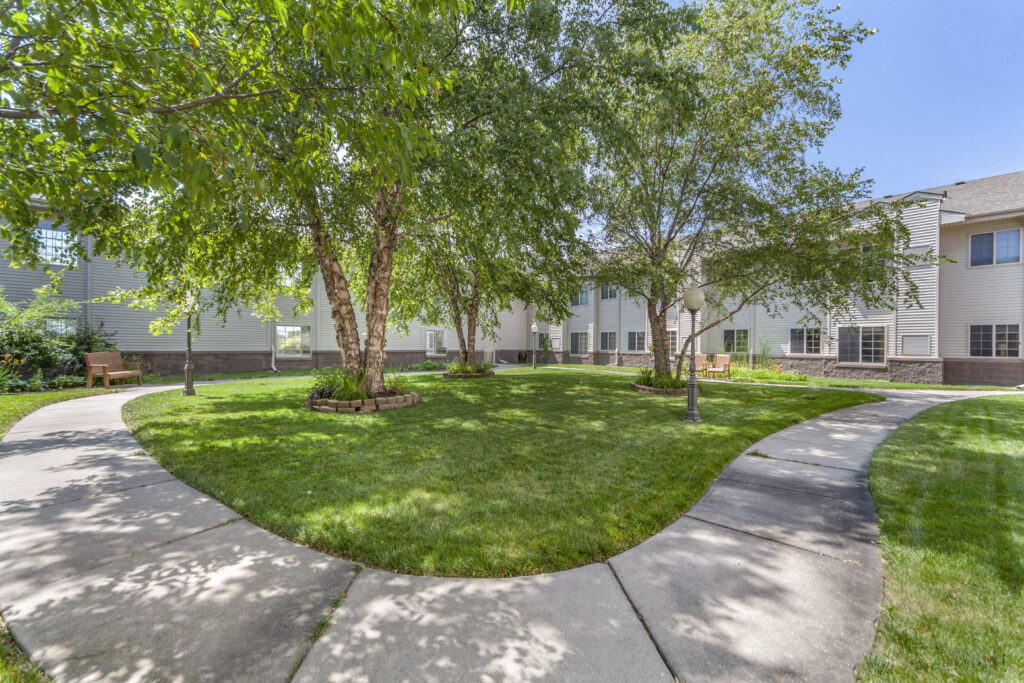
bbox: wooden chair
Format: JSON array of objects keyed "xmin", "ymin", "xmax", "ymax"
[
  {"xmin": 84, "ymin": 351, "xmax": 142, "ymax": 388},
  {"xmin": 689, "ymin": 352, "xmax": 707, "ymax": 377},
  {"xmin": 706, "ymin": 353, "xmax": 731, "ymax": 379}
]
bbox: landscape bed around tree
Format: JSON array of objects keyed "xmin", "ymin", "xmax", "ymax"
[
  {"xmin": 123, "ymin": 370, "xmax": 880, "ymax": 577},
  {"xmin": 307, "ymin": 393, "xmax": 423, "ymax": 414}
]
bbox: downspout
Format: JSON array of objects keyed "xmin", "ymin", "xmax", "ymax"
[
  {"xmin": 270, "ymin": 323, "xmax": 279, "ymax": 372},
  {"xmin": 616, "ymin": 289, "xmax": 622, "ymax": 366}
]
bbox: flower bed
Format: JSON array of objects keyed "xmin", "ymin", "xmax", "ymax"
[
  {"xmin": 442, "ymin": 371, "xmax": 495, "ymax": 379},
  {"xmin": 630, "ymin": 381, "xmax": 689, "ymax": 396},
  {"xmin": 307, "ymin": 392, "xmax": 422, "ymax": 414}
]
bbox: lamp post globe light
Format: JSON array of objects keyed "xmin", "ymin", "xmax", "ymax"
[
  {"xmin": 682, "ymin": 287, "xmax": 705, "ymax": 422},
  {"xmin": 530, "ymin": 321, "xmax": 540, "ymax": 369}
]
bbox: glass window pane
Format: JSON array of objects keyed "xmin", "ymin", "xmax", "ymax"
[
  {"xmin": 969, "ymin": 325, "xmax": 992, "ymax": 357},
  {"xmin": 723, "ymin": 330, "xmax": 735, "ymax": 352},
  {"xmin": 790, "ymin": 328, "xmax": 804, "ymax": 354},
  {"xmin": 862, "ymin": 327, "xmax": 885, "ymax": 363},
  {"xmin": 806, "ymin": 328, "xmax": 821, "ymax": 354},
  {"xmin": 995, "ymin": 229, "xmax": 1021, "ymax": 265},
  {"xmin": 276, "ymin": 325, "xmax": 310, "ymax": 356},
  {"xmin": 666, "ymin": 330, "xmax": 677, "ymax": 355},
  {"xmin": 970, "ymin": 233, "xmax": 994, "ymax": 266},
  {"xmin": 735, "ymin": 330, "xmax": 749, "ymax": 353},
  {"xmin": 995, "ymin": 324, "xmax": 1020, "ymax": 357},
  {"xmin": 838, "ymin": 327, "xmax": 860, "ymax": 362}
]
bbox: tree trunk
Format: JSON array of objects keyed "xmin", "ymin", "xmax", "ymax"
[
  {"xmin": 441, "ymin": 266, "xmax": 468, "ymax": 363},
  {"xmin": 465, "ymin": 272, "xmax": 480, "ymax": 363},
  {"xmin": 647, "ymin": 298, "xmax": 671, "ymax": 375},
  {"xmin": 309, "ymin": 214, "xmax": 361, "ymax": 375},
  {"xmin": 362, "ymin": 184, "xmax": 402, "ymax": 394}
]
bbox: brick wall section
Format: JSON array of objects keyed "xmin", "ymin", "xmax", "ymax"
[{"xmin": 944, "ymin": 359, "xmax": 1024, "ymax": 386}]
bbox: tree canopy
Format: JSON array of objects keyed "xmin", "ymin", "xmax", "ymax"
[{"xmin": 587, "ymin": 0, "xmax": 925, "ymax": 376}]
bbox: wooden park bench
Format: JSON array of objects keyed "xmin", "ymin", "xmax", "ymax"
[
  {"xmin": 84, "ymin": 351, "xmax": 143, "ymax": 388},
  {"xmin": 706, "ymin": 353, "xmax": 731, "ymax": 379},
  {"xmin": 688, "ymin": 352, "xmax": 708, "ymax": 377}
]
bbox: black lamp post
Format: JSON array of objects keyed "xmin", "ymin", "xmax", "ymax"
[
  {"xmin": 683, "ymin": 287, "xmax": 704, "ymax": 422},
  {"xmin": 531, "ymin": 320, "xmax": 539, "ymax": 369}
]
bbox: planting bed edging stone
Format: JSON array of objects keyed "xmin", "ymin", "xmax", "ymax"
[
  {"xmin": 630, "ymin": 381, "xmax": 688, "ymax": 396},
  {"xmin": 307, "ymin": 392, "xmax": 423, "ymax": 414},
  {"xmin": 442, "ymin": 371, "xmax": 495, "ymax": 379}
]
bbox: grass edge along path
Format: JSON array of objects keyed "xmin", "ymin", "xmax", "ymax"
[
  {"xmin": 860, "ymin": 393, "xmax": 1024, "ymax": 680},
  {"xmin": 125, "ymin": 370, "xmax": 880, "ymax": 578}
]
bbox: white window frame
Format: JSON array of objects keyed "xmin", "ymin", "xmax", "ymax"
[
  {"xmin": 570, "ymin": 331, "xmax": 589, "ymax": 356},
  {"xmin": 35, "ymin": 224, "xmax": 76, "ymax": 266},
  {"xmin": 570, "ymin": 289, "xmax": 590, "ymax": 307},
  {"xmin": 425, "ymin": 330, "xmax": 446, "ymax": 356},
  {"xmin": 275, "ymin": 324, "xmax": 312, "ymax": 358},
  {"xmin": 627, "ymin": 330, "xmax": 646, "ymax": 351},
  {"xmin": 45, "ymin": 317, "xmax": 77, "ymax": 337},
  {"xmin": 666, "ymin": 330, "xmax": 678, "ymax": 356},
  {"xmin": 599, "ymin": 284, "xmax": 617, "ymax": 300},
  {"xmin": 789, "ymin": 327, "xmax": 821, "ymax": 355},
  {"xmin": 969, "ymin": 228, "xmax": 1022, "ymax": 268},
  {"xmin": 599, "ymin": 331, "xmax": 616, "ymax": 351},
  {"xmin": 968, "ymin": 323, "xmax": 1021, "ymax": 358},
  {"xmin": 837, "ymin": 325, "xmax": 886, "ymax": 365},
  {"xmin": 723, "ymin": 329, "xmax": 749, "ymax": 354}
]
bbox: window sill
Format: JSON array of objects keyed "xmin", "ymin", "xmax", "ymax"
[
  {"xmin": 968, "ymin": 261, "xmax": 1021, "ymax": 269},
  {"xmin": 785, "ymin": 353, "xmax": 823, "ymax": 358},
  {"xmin": 834, "ymin": 362, "xmax": 887, "ymax": 369},
  {"xmin": 966, "ymin": 355, "xmax": 1023, "ymax": 361},
  {"xmin": 277, "ymin": 355, "xmax": 312, "ymax": 360}
]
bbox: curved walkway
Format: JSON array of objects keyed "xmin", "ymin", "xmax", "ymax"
[{"xmin": 0, "ymin": 385, "xmax": 999, "ymax": 681}]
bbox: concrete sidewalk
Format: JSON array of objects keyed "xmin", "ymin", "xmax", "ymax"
[{"xmin": 0, "ymin": 385, "xmax": 995, "ymax": 681}]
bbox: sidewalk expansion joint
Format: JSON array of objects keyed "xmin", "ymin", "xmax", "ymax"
[
  {"xmin": 606, "ymin": 561, "xmax": 679, "ymax": 682},
  {"xmin": 717, "ymin": 475, "xmax": 865, "ymax": 502},
  {"xmin": 0, "ymin": 477, "xmax": 178, "ymax": 517},
  {"xmin": 682, "ymin": 514, "xmax": 860, "ymax": 566},
  {"xmin": 286, "ymin": 565, "xmax": 364, "ymax": 682}
]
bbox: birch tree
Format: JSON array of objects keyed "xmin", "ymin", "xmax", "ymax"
[{"xmin": 587, "ymin": 0, "xmax": 925, "ymax": 377}]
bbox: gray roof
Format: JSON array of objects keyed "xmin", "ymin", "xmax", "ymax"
[{"xmin": 868, "ymin": 170, "xmax": 1024, "ymax": 217}]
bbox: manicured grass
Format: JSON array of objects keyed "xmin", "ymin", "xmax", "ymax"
[
  {"xmin": 0, "ymin": 388, "xmax": 116, "ymax": 436},
  {"xmin": 861, "ymin": 394, "xmax": 1024, "ymax": 679},
  {"xmin": 143, "ymin": 368, "xmax": 315, "ymax": 385},
  {"xmin": 539, "ymin": 363, "xmax": 1016, "ymax": 391},
  {"xmin": 124, "ymin": 369, "xmax": 879, "ymax": 577}
]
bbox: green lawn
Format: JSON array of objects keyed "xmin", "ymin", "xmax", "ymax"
[
  {"xmin": 1, "ymin": 614, "xmax": 46, "ymax": 683},
  {"xmin": 539, "ymin": 363, "xmax": 1016, "ymax": 392},
  {"xmin": 861, "ymin": 394, "xmax": 1024, "ymax": 680},
  {"xmin": 0, "ymin": 388, "xmax": 116, "ymax": 436},
  {"xmin": 124, "ymin": 369, "xmax": 879, "ymax": 577}
]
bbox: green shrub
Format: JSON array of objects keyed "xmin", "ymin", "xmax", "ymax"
[
  {"xmin": 635, "ymin": 367, "xmax": 687, "ymax": 390},
  {"xmin": 446, "ymin": 361, "xmax": 494, "ymax": 375},
  {"xmin": 49, "ymin": 374, "xmax": 86, "ymax": 389},
  {"xmin": 311, "ymin": 367, "xmax": 371, "ymax": 401}
]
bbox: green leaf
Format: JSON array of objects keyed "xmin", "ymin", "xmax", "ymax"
[
  {"xmin": 45, "ymin": 67, "xmax": 66, "ymax": 94},
  {"xmin": 190, "ymin": 157, "xmax": 212, "ymax": 185},
  {"xmin": 302, "ymin": 22, "xmax": 316, "ymax": 43},
  {"xmin": 133, "ymin": 144, "xmax": 153, "ymax": 171},
  {"xmin": 273, "ymin": 0, "xmax": 288, "ymax": 28}
]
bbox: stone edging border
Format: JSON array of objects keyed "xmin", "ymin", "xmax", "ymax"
[
  {"xmin": 630, "ymin": 381, "xmax": 688, "ymax": 396},
  {"xmin": 442, "ymin": 371, "xmax": 495, "ymax": 379},
  {"xmin": 308, "ymin": 393, "xmax": 422, "ymax": 413}
]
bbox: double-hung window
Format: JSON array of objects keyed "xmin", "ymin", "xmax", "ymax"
[
  {"xmin": 45, "ymin": 318, "xmax": 77, "ymax": 336},
  {"xmin": 600, "ymin": 284, "xmax": 617, "ymax": 300},
  {"xmin": 426, "ymin": 330, "xmax": 446, "ymax": 355},
  {"xmin": 570, "ymin": 290, "xmax": 590, "ymax": 307},
  {"xmin": 627, "ymin": 330, "xmax": 646, "ymax": 351},
  {"xmin": 970, "ymin": 229, "xmax": 1021, "ymax": 267},
  {"xmin": 723, "ymin": 329, "xmax": 749, "ymax": 353},
  {"xmin": 666, "ymin": 330, "xmax": 678, "ymax": 356},
  {"xmin": 35, "ymin": 222, "xmax": 75, "ymax": 266},
  {"xmin": 570, "ymin": 332, "xmax": 589, "ymax": 355},
  {"xmin": 599, "ymin": 331, "xmax": 616, "ymax": 351},
  {"xmin": 789, "ymin": 328, "xmax": 821, "ymax": 354},
  {"xmin": 970, "ymin": 324, "xmax": 1020, "ymax": 358},
  {"xmin": 275, "ymin": 325, "xmax": 311, "ymax": 357},
  {"xmin": 838, "ymin": 326, "xmax": 885, "ymax": 364}
]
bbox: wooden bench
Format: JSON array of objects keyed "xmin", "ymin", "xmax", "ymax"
[
  {"xmin": 706, "ymin": 353, "xmax": 731, "ymax": 379},
  {"xmin": 84, "ymin": 351, "xmax": 142, "ymax": 388},
  {"xmin": 687, "ymin": 352, "xmax": 708, "ymax": 377}
]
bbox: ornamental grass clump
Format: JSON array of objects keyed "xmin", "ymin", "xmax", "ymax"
[
  {"xmin": 637, "ymin": 367, "xmax": 687, "ymax": 390},
  {"xmin": 310, "ymin": 367, "xmax": 371, "ymax": 402},
  {"xmin": 445, "ymin": 361, "xmax": 494, "ymax": 375}
]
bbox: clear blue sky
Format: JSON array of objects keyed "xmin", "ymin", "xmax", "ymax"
[{"xmin": 814, "ymin": 0, "xmax": 1024, "ymax": 198}]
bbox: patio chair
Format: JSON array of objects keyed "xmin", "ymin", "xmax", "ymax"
[
  {"xmin": 689, "ymin": 352, "xmax": 708, "ymax": 377},
  {"xmin": 706, "ymin": 353, "xmax": 731, "ymax": 379}
]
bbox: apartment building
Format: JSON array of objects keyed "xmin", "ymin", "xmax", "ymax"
[{"xmin": 3, "ymin": 171, "xmax": 1021, "ymax": 384}]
